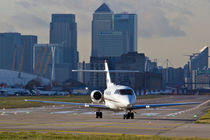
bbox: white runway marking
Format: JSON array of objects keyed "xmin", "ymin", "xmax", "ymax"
[
  {"xmin": 81, "ymin": 112, "xmax": 96, "ymax": 115},
  {"xmin": 167, "ymin": 100, "xmax": 210, "ymax": 116},
  {"xmin": 52, "ymin": 111, "xmax": 76, "ymax": 114},
  {"xmin": 113, "ymin": 112, "xmax": 124, "ymax": 115},
  {"xmin": 140, "ymin": 113, "xmax": 160, "ymax": 116},
  {"xmin": 142, "ymin": 108, "xmax": 178, "ymax": 111}
]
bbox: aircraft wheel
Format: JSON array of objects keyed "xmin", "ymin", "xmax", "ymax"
[
  {"xmin": 123, "ymin": 114, "xmax": 126, "ymax": 119},
  {"xmin": 130, "ymin": 112, "xmax": 134, "ymax": 119},
  {"xmin": 126, "ymin": 113, "xmax": 131, "ymax": 119},
  {"xmin": 99, "ymin": 112, "xmax": 102, "ymax": 118},
  {"xmin": 96, "ymin": 112, "xmax": 99, "ymax": 118}
]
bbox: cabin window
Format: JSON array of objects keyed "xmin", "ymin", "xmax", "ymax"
[{"xmin": 115, "ymin": 89, "xmax": 134, "ymax": 95}]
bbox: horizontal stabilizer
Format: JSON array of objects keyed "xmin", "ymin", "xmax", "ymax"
[
  {"xmin": 109, "ymin": 70, "xmax": 139, "ymax": 73},
  {"xmin": 72, "ymin": 70, "xmax": 105, "ymax": 72},
  {"xmin": 72, "ymin": 70, "xmax": 139, "ymax": 73}
]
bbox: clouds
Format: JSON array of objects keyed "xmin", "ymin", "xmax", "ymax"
[
  {"xmin": 105, "ymin": 0, "xmax": 191, "ymax": 38},
  {"xmin": 13, "ymin": 0, "xmax": 191, "ymax": 38},
  {"xmin": 1, "ymin": 0, "xmax": 208, "ymax": 39},
  {"xmin": 13, "ymin": 13, "xmax": 48, "ymax": 30},
  {"xmin": 0, "ymin": 0, "xmax": 210, "ymax": 66},
  {"xmin": 0, "ymin": 23, "xmax": 16, "ymax": 32},
  {"xmin": 139, "ymin": 5, "xmax": 186, "ymax": 38},
  {"xmin": 15, "ymin": 0, "xmax": 100, "ymax": 34}
]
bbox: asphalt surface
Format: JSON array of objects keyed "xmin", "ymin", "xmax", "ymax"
[{"xmin": 0, "ymin": 95, "xmax": 210, "ymax": 138}]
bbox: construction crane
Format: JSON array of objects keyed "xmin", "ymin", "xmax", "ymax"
[
  {"xmin": 42, "ymin": 48, "xmax": 52, "ymax": 77},
  {"xmin": 37, "ymin": 47, "xmax": 48, "ymax": 76},
  {"xmin": 18, "ymin": 43, "xmax": 26, "ymax": 78},
  {"xmin": 33, "ymin": 47, "xmax": 42, "ymax": 74},
  {"xmin": 12, "ymin": 46, "xmax": 17, "ymax": 71}
]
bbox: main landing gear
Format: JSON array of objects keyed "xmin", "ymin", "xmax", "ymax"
[
  {"xmin": 123, "ymin": 111, "xmax": 134, "ymax": 119},
  {"xmin": 96, "ymin": 112, "xmax": 103, "ymax": 118}
]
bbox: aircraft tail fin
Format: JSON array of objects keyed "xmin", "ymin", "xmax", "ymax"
[{"xmin": 104, "ymin": 60, "xmax": 113, "ymax": 87}]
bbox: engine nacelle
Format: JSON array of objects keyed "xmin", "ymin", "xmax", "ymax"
[{"xmin": 91, "ymin": 90, "xmax": 103, "ymax": 103}]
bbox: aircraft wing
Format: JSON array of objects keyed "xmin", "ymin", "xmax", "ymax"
[
  {"xmin": 24, "ymin": 99, "xmax": 109, "ymax": 109},
  {"xmin": 131, "ymin": 102, "xmax": 199, "ymax": 109}
]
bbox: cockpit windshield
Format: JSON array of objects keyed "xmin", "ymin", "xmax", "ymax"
[{"xmin": 115, "ymin": 89, "xmax": 134, "ymax": 95}]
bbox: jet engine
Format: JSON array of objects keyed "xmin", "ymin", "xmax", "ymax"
[{"xmin": 91, "ymin": 90, "xmax": 103, "ymax": 103}]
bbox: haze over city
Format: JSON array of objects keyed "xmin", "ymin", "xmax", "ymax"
[{"xmin": 0, "ymin": 0, "xmax": 209, "ymax": 67}]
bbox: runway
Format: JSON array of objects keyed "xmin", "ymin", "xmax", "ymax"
[{"xmin": 0, "ymin": 95, "xmax": 210, "ymax": 138}]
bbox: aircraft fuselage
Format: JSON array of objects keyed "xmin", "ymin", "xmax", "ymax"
[{"xmin": 104, "ymin": 84, "xmax": 136, "ymax": 110}]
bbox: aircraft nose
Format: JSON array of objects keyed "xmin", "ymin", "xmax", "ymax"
[{"xmin": 123, "ymin": 98, "xmax": 133, "ymax": 107}]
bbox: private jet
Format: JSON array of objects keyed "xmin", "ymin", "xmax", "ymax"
[{"xmin": 25, "ymin": 60, "xmax": 199, "ymax": 119}]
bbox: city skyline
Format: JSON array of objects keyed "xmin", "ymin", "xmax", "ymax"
[{"xmin": 0, "ymin": 0, "xmax": 209, "ymax": 67}]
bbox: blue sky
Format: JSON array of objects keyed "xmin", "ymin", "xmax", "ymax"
[{"xmin": 0, "ymin": 0, "xmax": 210, "ymax": 67}]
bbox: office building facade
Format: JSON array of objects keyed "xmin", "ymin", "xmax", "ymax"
[
  {"xmin": 190, "ymin": 46, "xmax": 208, "ymax": 71},
  {"xmin": 91, "ymin": 3, "xmax": 138, "ymax": 57},
  {"xmin": 0, "ymin": 33, "xmax": 22, "ymax": 71},
  {"xmin": 162, "ymin": 67, "xmax": 184, "ymax": 89},
  {"xmin": 50, "ymin": 14, "xmax": 78, "ymax": 80},
  {"xmin": 91, "ymin": 3, "xmax": 114, "ymax": 57},
  {"xmin": 0, "ymin": 33, "xmax": 37, "ymax": 74},
  {"xmin": 97, "ymin": 31, "xmax": 127, "ymax": 57},
  {"xmin": 184, "ymin": 46, "xmax": 209, "ymax": 89},
  {"xmin": 21, "ymin": 35, "xmax": 37, "ymax": 73},
  {"xmin": 114, "ymin": 13, "xmax": 137, "ymax": 52},
  {"xmin": 89, "ymin": 52, "xmax": 147, "ymax": 90}
]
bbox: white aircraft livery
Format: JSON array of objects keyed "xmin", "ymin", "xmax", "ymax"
[{"xmin": 25, "ymin": 60, "xmax": 199, "ymax": 119}]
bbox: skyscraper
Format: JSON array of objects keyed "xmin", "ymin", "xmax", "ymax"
[
  {"xmin": 0, "ymin": 33, "xmax": 37, "ymax": 74},
  {"xmin": 114, "ymin": 13, "xmax": 137, "ymax": 52},
  {"xmin": 91, "ymin": 3, "xmax": 138, "ymax": 57},
  {"xmin": 91, "ymin": 3, "xmax": 114, "ymax": 57},
  {"xmin": 184, "ymin": 46, "xmax": 209, "ymax": 89},
  {"xmin": 190, "ymin": 46, "xmax": 208, "ymax": 71},
  {"xmin": 21, "ymin": 35, "xmax": 37, "ymax": 73},
  {"xmin": 50, "ymin": 14, "xmax": 78, "ymax": 80},
  {"xmin": 0, "ymin": 33, "xmax": 22, "ymax": 70}
]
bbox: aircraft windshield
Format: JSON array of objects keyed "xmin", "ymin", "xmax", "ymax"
[{"xmin": 115, "ymin": 89, "xmax": 134, "ymax": 95}]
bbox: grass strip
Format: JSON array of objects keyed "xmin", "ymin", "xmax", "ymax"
[
  {"xmin": 0, "ymin": 96, "xmax": 91, "ymax": 109},
  {"xmin": 0, "ymin": 131, "xmax": 209, "ymax": 140},
  {"xmin": 196, "ymin": 109, "xmax": 210, "ymax": 124}
]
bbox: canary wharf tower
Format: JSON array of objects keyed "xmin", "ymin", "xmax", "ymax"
[
  {"xmin": 91, "ymin": 3, "xmax": 138, "ymax": 57},
  {"xmin": 91, "ymin": 3, "xmax": 114, "ymax": 57}
]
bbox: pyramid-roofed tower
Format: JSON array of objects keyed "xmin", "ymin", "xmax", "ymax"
[{"xmin": 95, "ymin": 3, "xmax": 113, "ymax": 13}]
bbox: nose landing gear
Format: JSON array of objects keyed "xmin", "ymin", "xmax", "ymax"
[{"xmin": 123, "ymin": 111, "xmax": 134, "ymax": 119}]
